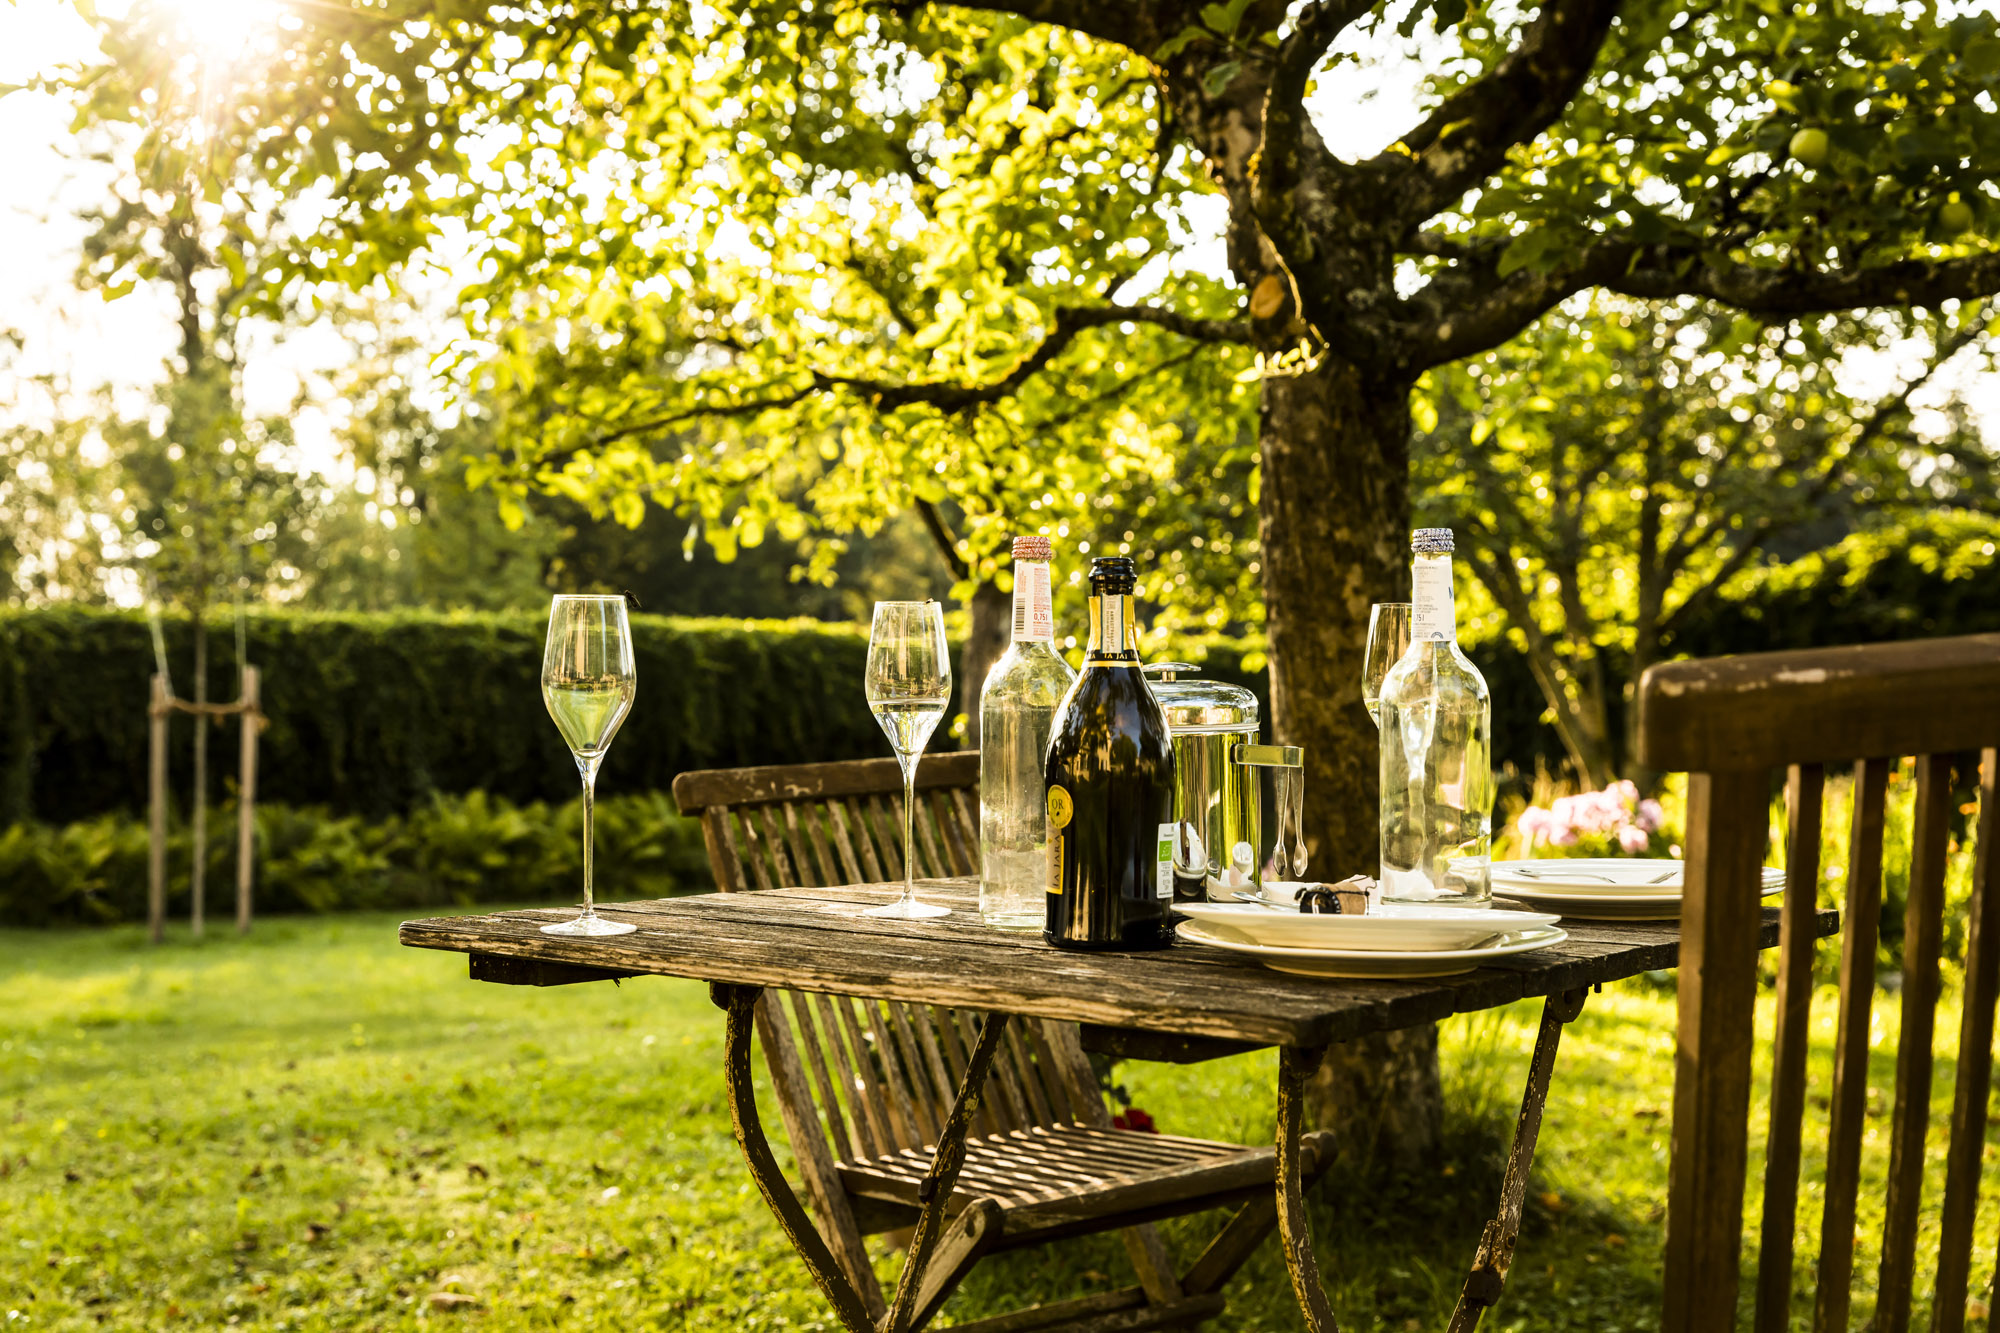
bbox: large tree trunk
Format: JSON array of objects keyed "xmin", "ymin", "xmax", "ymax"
[
  {"xmin": 959, "ymin": 580, "xmax": 1011, "ymax": 748},
  {"xmin": 1260, "ymin": 354, "xmax": 1443, "ymax": 1172}
]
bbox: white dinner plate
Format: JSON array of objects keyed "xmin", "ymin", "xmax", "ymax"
[
  {"xmin": 1500, "ymin": 879, "xmax": 1785, "ymax": 921},
  {"xmin": 1177, "ymin": 902, "xmax": 1561, "ymax": 953},
  {"xmin": 1176, "ymin": 919, "xmax": 1569, "ymax": 978},
  {"xmin": 1491, "ymin": 859, "xmax": 1786, "ymax": 896}
]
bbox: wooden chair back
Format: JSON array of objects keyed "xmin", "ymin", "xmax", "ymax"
[
  {"xmin": 1638, "ymin": 633, "xmax": 2000, "ymax": 1333},
  {"xmin": 671, "ymin": 752, "xmax": 1094, "ymax": 1156}
]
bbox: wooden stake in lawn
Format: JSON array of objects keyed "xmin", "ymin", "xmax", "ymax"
[{"xmin": 144, "ymin": 665, "xmax": 264, "ymax": 945}]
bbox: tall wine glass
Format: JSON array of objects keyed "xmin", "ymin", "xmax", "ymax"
[
  {"xmin": 541, "ymin": 594, "xmax": 638, "ymax": 936},
  {"xmin": 1362, "ymin": 602, "xmax": 1413, "ymax": 728},
  {"xmin": 865, "ymin": 600, "xmax": 952, "ymax": 920}
]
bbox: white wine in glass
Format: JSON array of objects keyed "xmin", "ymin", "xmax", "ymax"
[
  {"xmin": 541, "ymin": 594, "xmax": 638, "ymax": 937},
  {"xmin": 1362, "ymin": 602, "xmax": 1413, "ymax": 728},
  {"xmin": 865, "ymin": 600, "xmax": 952, "ymax": 920}
]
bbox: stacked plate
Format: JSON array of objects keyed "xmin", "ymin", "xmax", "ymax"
[
  {"xmin": 1176, "ymin": 902, "xmax": 1566, "ymax": 978},
  {"xmin": 1491, "ymin": 858, "xmax": 1787, "ymax": 921}
]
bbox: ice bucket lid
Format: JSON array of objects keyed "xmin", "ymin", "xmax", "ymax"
[{"xmin": 1142, "ymin": 663, "xmax": 1258, "ymax": 733}]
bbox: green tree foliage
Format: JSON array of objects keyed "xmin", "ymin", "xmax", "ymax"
[
  {"xmin": 51, "ymin": 0, "xmax": 2000, "ymax": 1160},
  {"xmin": 1416, "ymin": 297, "xmax": 1998, "ymax": 785}
]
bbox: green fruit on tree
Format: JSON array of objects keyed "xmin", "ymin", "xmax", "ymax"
[
  {"xmin": 1789, "ymin": 128, "xmax": 1830, "ymax": 168},
  {"xmin": 1940, "ymin": 200, "xmax": 1975, "ymax": 235}
]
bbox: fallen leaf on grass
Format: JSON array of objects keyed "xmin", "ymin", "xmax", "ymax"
[
  {"xmin": 1605, "ymin": 1234, "xmax": 1626, "ymax": 1248},
  {"xmin": 1538, "ymin": 1192, "xmax": 1567, "ymax": 1212},
  {"xmin": 303, "ymin": 1222, "xmax": 332, "ymax": 1244},
  {"xmin": 429, "ymin": 1292, "xmax": 483, "ymax": 1312}
]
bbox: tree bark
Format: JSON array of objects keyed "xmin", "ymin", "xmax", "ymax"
[
  {"xmin": 959, "ymin": 580, "xmax": 1011, "ymax": 748},
  {"xmin": 1259, "ymin": 353, "xmax": 1443, "ymax": 1165}
]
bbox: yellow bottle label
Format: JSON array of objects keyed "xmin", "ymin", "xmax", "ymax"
[{"xmin": 1047, "ymin": 785, "xmax": 1072, "ymax": 894}]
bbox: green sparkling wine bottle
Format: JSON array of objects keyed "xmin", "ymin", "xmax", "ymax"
[{"xmin": 1043, "ymin": 557, "xmax": 1176, "ymax": 951}]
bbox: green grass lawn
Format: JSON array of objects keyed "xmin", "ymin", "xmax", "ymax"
[{"xmin": 2, "ymin": 911, "xmax": 1994, "ymax": 1331}]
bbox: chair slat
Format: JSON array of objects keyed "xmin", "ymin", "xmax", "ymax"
[
  {"xmin": 892, "ymin": 996, "xmax": 944, "ymax": 1120},
  {"xmin": 1756, "ymin": 762, "xmax": 1825, "ymax": 1333},
  {"xmin": 736, "ymin": 809, "xmax": 779, "ymax": 892},
  {"xmin": 862, "ymin": 999, "xmax": 929, "ymax": 1149},
  {"xmin": 756, "ymin": 805, "xmax": 800, "ymax": 887},
  {"xmin": 788, "ymin": 990, "xmax": 860, "ymax": 1162},
  {"xmin": 886, "ymin": 1002, "xmax": 945, "ymax": 1144},
  {"xmin": 1875, "ymin": 754, "xmax": 1954, "ymax": 1333},
  {"xmin": 825, "ymin": 799, "xmax": 872, "ymax": 884},
  {"xmin": 973, "ymin": 1009, "xmax": 1037, "ymax": 1131},
  {"xmin": 1003, "ymin": 1022, "xmax": 1057, "ymax": 1125},
  {"xmin": 864, "ymin": 794, "xmax": 904, "ymax": 881},
  {"xmin": 834, "ymin": 995, "xmax": 909, "ymax": 1154},
  {"xmin": 1661, "ymin": 768, "xmax": 1772, "ymax": 1332},
  {"xmin": 948, "ymin": 787, "xmax": 980, "ymax": 872},
  {"xmin": 929, "ymin": 789, "xmax": 973, "ymax": 877},
  {"xmin": 944, "ymin": 1006, "xmax": 1023, "ymax": 1133},
  {"xmin": 815, "ymin": 991, "xmax": 887, "ymax": 1161},
  {"xmin": 1814, "ymin": 756, "xmax": 1891, "ymax": 1333},
  {"xmin": 1024, "ymin": 1019, "xmax": 1078, "ymax": 1125},
  {"xmin": 1932, "ymin": 749, "xmax": 2000, "ymax": 1333},
  {"xmin": 929, "ymin": 1004, "xmax": 1002, "ymax": 1139},
  {"xmin": 905, "ymin": 790, "xmax": 947, "ymax": 879},
  {"xmin": 794, "ymin": 802, "xmax": 842, "ymax": 886},
  {"xmin": 772, "ymin": 802, "xmax": 820, "ymax": 885},
  {"xmin": 701, "ymin": 808, "xmax": 747, "ymax": 893}
]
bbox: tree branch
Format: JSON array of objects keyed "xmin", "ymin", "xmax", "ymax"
[
  {"xmin": 1405, "ymin": 238, "xmax": 2000, "ymax": 372},
  {"xmin": 1252, "ymin": 0, "xmax": 1376, "ymax": 262},
  {"xmin": 818, "ymin": 302, "xmax": 1255, "ymax": 414},
  {"xmin": 914, "ymin": 497, "xmax": 971, "ymax": 583},
  {"xmin": 1372, "ymin": 0, "xmax": 1624, "ymax": 224},
  {"xmin": 1603, "ymin": 245, "xmax": 2000, "ymax": 318},
  {"xmin": 588, "ymin": 302, "xmax": 1249, "ymax": 449}
]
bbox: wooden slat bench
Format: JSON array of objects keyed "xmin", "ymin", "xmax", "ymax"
[{"xmin": 671, "ymin": 752, "xmax": 1329, "ymax": 1331}]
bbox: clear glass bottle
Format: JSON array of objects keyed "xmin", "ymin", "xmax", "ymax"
[
  {"xmin": 1378, "ymin": 528, "xmax": 1494, "ymax": 906},
  {"xmin": 978, "ymin": 536, "xmax": 1077, "ymax": 930}
]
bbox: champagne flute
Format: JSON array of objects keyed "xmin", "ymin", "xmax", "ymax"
[
  {"xmin": 541, "ymin": 594, "xmax": 638, "ymax": 937},
  {"xmin": 1362, "ymin": 602, "xmax": 1413, "ymax": 728},
  {"xmin": 864, "ymin": 600, "xmax": 952, "ymax": 920}
]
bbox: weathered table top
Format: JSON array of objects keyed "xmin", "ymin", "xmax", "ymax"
[{"xmin": 400, "ymin": 878, "xmax": 1834, "ymax": 1050}]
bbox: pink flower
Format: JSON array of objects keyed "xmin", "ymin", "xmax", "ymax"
[
  {"xmin": 1617, "ymin": 825, "xmax": 1651, "ymax": 854},
  {"xmin": 1635, "ymin": 799, "xmax": 1664, "ymax": 833},
  {"xmin": 1518, "ymin": 807, "xmax": 1556, "ymax": 840},
  {"xmin": 1612, "ymin": 780, "xmax": 1640, "ymax": 806}
]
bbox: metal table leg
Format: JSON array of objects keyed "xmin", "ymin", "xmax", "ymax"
[
  {"xmin": 1448, "ymin": 987, "xmax": 1589, "ymax": 1332},
  {"xmin": 711, "ymin": 982, "xmax": 1009, "ymax": 1333},
  {"xmin": 1276, "ymin": 1042, "xmax": 1340, "ymax": 1332},
  {"xmin": 1274, "ymin": 988, "xmax": 1589, "ymax": 1333}
]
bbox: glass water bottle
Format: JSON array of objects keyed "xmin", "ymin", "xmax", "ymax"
[
  {"xmin": 1378, "ymin": 528, "xmax": 1494, "ymax": 906},
  {"xmin": 978, "ymin": 536, "xmax": 1077, "ymax": 929}
]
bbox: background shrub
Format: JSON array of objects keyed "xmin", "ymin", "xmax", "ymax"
[{"xmin": 0, "ymin": 790, "xmax": 712, "ymax": 926}]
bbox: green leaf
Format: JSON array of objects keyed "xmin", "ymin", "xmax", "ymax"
[
  {"xmin": 1496, "ymin": 229, "xmax": 1557, "ymax": 278},
  {"xmin": 1200, "ymin": 0, "xmax": 1253, "ymax": 38},
  {"xmin": 1203, "ymin": 59, "xmax": 1244, "ymax": 97},
  {"xmin": 1152, "ymin": 26, "xmax": 1206, "ymax": 61}
]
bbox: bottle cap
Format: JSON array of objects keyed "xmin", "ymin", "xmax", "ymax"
[
  {"xmin": 1412, "ymin": 528, "xmax": 1454, "ymax": 554},
  {"xmin": 1012, "ymin": 535, "xmax": 1052, "ymax": 560},
  {"xmin": 1088, "ymin": 555, "xmax": 1137, "ymax": 594}
]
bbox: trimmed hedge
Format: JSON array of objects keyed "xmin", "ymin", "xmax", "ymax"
[
  {"xmin": 0, "ymin": 790, "xmax": 713, "ymax": 927},
  {"xmin": 1, "ymin": 608, "xmax": 881, "ymax": 826},
  {"xmin": 4, "ymin": 527, "xmax": 1996, "ymax": 828}
]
